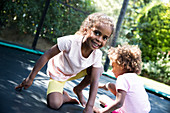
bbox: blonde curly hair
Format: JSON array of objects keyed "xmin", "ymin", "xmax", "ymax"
[
  {"xmin": 76, "ymin": 12, "xmax": 114, "ymax": 36},
  {"xmin": 108, "ymin": 44, "xmax": 142, "ymax": 74}
]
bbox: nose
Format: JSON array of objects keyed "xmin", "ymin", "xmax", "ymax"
[{"xmin": 96, "ymin": 36, "xmax": 103, "ymax": 42}]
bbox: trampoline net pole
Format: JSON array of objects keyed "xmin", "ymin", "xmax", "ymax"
[{"xmin": 32, "ymin": 0, "xmax": 51, "ymax": 50}]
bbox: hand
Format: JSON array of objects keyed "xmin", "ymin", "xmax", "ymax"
[
  {"xmin": 15, "ymin": 77, "xmax": 33, "ymax": 91},
  {"xmin": 98, "ymin": 83, "xmax": 109, "ymax": 91}
]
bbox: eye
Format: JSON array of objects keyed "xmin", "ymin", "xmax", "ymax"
[
  {"xmin": 103, "ymin": 36, "xmax": 108, "ymax": 41},
  {"xmin": 93, "ymin": 30, "xmax": 101, "ymax": 36}
]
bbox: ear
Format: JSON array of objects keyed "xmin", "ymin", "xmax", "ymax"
[{"xmin": 83, "ymin": 27, "xmax": 88, "ymax": 35}]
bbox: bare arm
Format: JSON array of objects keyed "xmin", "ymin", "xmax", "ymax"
[
  {"xmin": 99, "ymin": 82, "xmax": 116, "ymax": 96},
  {"xmin": 83, "ymin": 67, "xmax": 103, "ymax": 113},
  {"xmin": 94, "ymin": 89, "xmax": 126, "ymax": 113},
  {"xmin": 15, "ymin": 44, "xmax": 61, "ymax": 90}
]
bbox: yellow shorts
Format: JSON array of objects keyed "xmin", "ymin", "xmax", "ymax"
[{"xmin": 47, "ymin": 69, "xmax": 87, "ymax": 95}]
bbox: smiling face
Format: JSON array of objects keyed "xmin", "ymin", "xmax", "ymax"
[{"xmin": 82, "ymin": 23, "xmax": 112, "ymax": 51}]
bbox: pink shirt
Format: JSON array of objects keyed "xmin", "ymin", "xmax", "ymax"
[
  {"xmin": 47, "ymin": 35, "xmax": 103, "ymax": 81},
  {"xmin": 116, "ymin": 73, "xmax": 151, "ymax": 113}
]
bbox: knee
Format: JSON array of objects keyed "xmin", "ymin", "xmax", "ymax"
[
  {"xmin": 47, "ymin": 95, "xmax": 63, "ymax": 110},
  {"xmin": 47, "ymin": 99, "xmax": 62, "ymax": 109}
]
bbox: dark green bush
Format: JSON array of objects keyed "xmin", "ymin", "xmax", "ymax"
[{"xmin": 0, "ymin": 0, "xmax": 95, "ymax": 43}]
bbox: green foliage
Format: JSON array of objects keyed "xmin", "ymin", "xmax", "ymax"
[
  {"xmin": 0, "ymin": 0, "xmax": 95, "ymax": 43},
  {"xmin": 118, "ymin": 0, "xmax": 153, "ymax": 42},
  {"xmin": 142, "ymin": 52, "xmax": 170, "ymax": 85},
  {"xmin": 137, "ymin": 3, "xmax": 170, "ymax": 62},
  {"xmin": 91, "ymin": 0, "xmax": 123, "ymax": 20}
]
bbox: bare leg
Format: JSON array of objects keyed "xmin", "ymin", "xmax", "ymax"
[
  {"xmin": 73, "ymin": 74, "xmax": 91, "ymax": 107},
  {"xmin": 47, "ymin": 92, "xmax": 63, "ymax": 109},
  {"xmin": 47, "ymin": 91, "xmax": 79, "ymax": 110},
  {"xmin": 73, "ymin": 67, "xmax": 92, "ymax": 107}
]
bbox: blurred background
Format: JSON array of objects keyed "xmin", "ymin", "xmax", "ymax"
[{"xmin": 0, "ymin": 0, "xmax": 169, "ymax": 86}]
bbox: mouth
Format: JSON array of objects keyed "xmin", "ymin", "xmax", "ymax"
[{"xmin": 91, "ymin": 40, "xmax": 101, "ymax": 49}]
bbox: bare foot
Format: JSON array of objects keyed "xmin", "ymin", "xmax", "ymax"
[
  {"xmin": 73, "ymin": 86, "xmax": 86, "ymax": 107},
  {"xmin": 63, "ymin": 91, "xmax": 79, "ymax": 104}
]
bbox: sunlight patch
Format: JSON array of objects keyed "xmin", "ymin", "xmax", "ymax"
[
  {"xmin": 7, "ymin": 80, "xmax": 18, "ymax": 85},
  {"xmin": 26, "ymin": 66, "xmax": 47, "ymax": 77},
  {"xmin": 29, "ymin": 60, "xmax": 36, "ymax": 63}
]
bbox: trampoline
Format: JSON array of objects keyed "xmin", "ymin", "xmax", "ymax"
[{"xmin": 0, "ymin": 41, "xmax": 170, "ymax": 113}]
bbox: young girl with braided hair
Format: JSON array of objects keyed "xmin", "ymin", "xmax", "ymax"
[{"xmin": 15, "ymin": 12, "xmax": 114, "ymax": 113}]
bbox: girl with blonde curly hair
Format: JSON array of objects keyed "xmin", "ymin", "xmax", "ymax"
[{"xmin": 94, "ymin": 44, "xmax": 151, "ymax": 113}]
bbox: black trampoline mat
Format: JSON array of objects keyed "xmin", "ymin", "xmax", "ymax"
[{"xmin": 0, "ymin": 45, "xmax": 169, "ymax": 113}]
